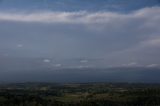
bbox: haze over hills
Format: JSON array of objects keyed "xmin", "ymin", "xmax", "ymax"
[{"xmin": 0, "ymin": 60, "xmax": 160, "ymax": 83}]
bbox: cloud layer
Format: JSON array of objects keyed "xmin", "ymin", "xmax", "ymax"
[
  {"xmin": 0, "ymin": 7, "xmax": 160, "ymax": 24},
  {"xmin": 0, "ymin": 6, "xmax": 160, "ymax": 68}
]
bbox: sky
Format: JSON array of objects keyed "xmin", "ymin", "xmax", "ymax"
[{"xmin": 0, "ymin": 0, "xmax": 160, "ymax": 82}]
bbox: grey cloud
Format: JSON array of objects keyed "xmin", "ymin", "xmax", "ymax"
[
  {"xmin": 0, "ymin": 7, "xmax": 160, "ymax": 68},
  {"xmin": 0, "ymin": 7, "xmax": 159, "ymax": 24}
]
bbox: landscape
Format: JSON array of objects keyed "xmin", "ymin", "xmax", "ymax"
[
  {"xmin": 0, "ymin": 0, "xmax": 160, "ymax": 105},
  {"xmin": 0, "ymin": 83, "xmax": 160, "ymax": 106}
]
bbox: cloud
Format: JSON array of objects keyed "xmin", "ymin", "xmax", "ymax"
[
  {"xmin": 80, "ymin": 60, "xmax": 88, "ymax": 63},
  {"xmin": 0, "ymin": 6, "xmax": 160, "ymax": 67},
  {"xmin": 43, "ymin": 59, "xmax": 51, "ymax": 63},
  {"xmin": 17, "ymin": 44, "xmax": 23, "ymax": 48},
  {"xmin": 53, "ymin": 64, "xmax": 62, "ymax": 67},
  {"xmin": 120, "ymin": 62, "xmax": 144, "ymax": 67},
  {"xmin": 147, "ymin": 64, "xmax": 159, "ymax": 68},
  {"xmin": 0, "ymin": 7, "xmax": 159, "ymax": 24},
  {"xmin": 141, "ymin": 38, "xmax": 160, "ymax": 47},
  {"xmin": 128, "ymin": 62, "xmax": 137, "ymax": 66},
  {"xmin": 105, "ymin": 37, "xmax": 160, "ymax": 66}
]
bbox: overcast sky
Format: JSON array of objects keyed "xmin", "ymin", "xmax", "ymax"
[{"xmin": 0, "ymin": 0, "xmax": 160, "ymax": 71}]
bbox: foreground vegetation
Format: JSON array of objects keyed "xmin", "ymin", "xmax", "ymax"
[{"xmin": 0, "ymin": 83, "xmax": 160, "ymax": 106}]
